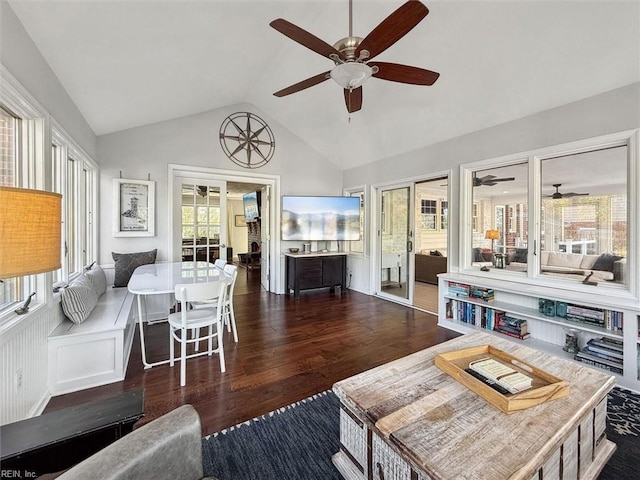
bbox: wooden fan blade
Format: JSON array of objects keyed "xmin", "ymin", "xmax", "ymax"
[
  {"xmin": 270, "ymin": 19, "xmax": 344, "ymax": 60},
  {"xmin": 370, "ymin": 62, "xmax": 439, "ymax": 85},
  {"xmin": 356, "ymin": 1, "xmax": 428, "ymax": 61},
  {"xmin": 274, "ymin": 71, "xmax": 331, "ymax": 97},
  {"xmin": 344, "ymin": 87, "xmax": 363, "ymax": 113}
]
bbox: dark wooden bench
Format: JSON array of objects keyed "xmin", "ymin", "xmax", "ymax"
[{"xmin": 0, "ymin": 390, "xmax": 144, "ymax": 478}]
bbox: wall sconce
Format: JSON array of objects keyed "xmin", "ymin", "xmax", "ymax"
[
  {"xmin": 0, "ymin": 187, "xmax": 62, "ymax": 314},
  {"xmin": 484, "ymin": 229, "xmax": 500, "ymax": 252}
]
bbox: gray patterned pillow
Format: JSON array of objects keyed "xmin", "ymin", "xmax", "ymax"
[
  {"xmin": 61, "ymin": 276, "xmax": 99, "ymax": 324},
  {"xmin": 112, "ymin": 249, "xmax": 157, "ymax": 287},
  {"xmin": 85, "ymin": 263, "xmax": 107, "ymax": 296}
]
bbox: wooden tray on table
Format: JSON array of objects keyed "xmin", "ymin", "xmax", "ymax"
[{"xmin": 435, "ymin": 345, "xmax": 569, "ymax": 414}]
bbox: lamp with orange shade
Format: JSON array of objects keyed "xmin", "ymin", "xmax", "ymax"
[
  {"xmin": 485, "ymin": 229, "xmax": 500, "ymax": 252},
  {"xmin": 0, "ymin": 187, "xmax": 62, "ymax": 314}
]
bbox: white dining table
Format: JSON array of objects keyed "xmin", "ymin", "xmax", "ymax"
[{"xmin": 127, "ymin": 261, "xmax": 229, "ymax": 369}]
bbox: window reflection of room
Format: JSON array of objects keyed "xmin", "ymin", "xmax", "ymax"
[
  {"xmin": 540, "ymin": 146, "xmax": 627, "ymax": 284},
  {"xmin": 471, "ymin": 163, "xmax": 528, "ymax": 269}
]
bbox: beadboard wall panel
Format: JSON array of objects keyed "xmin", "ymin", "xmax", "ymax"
[{"xmin": 1, "ymin": 303, "xmax": 60, "ymax": 425}]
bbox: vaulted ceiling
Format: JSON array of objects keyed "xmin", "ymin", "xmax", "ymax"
[{"xmin": 8, "ymin": 0, "xmax": 640, "ymax": 170}]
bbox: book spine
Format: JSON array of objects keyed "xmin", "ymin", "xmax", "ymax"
[
  {"xmin": 575, "ymin": 351, "xmax": 623, "ymax": 368},
  {"xmin": 584, "ymin": 346, "xmax": 624, "ymax": 363},
  {"xmin": 495, "ymin": 328, "xmax": 530, "ymax": 340},
  {"xmin": 588, "ymin": 338, "xmax": 623, "ymax": 352},
  {"xmin": 574, "ymin": 355, "xmax": 623, "ymax": 375}
]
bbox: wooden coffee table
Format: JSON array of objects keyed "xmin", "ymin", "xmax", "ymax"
[{"xmin": 333, "ymin": 332, "xmax": 616, "ymax": 480}]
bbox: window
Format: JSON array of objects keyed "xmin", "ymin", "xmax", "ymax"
[
  {"xmin": 472, "ymin": 203, "xmax": 479, "ymax": 232},
  {"xmin": 346, "ymin": 190, "xmax": 364, "ymax": 254},
  {"xmin": 180, "ymin": 184, "xmax": 221, "ymax": 263},
  {"xmin": 52, "ymin": 125, "xmax": 97, "ymax": 285},
  {"xmin": 540, "ymin": 146, "xmax": 627, "ymax": 281},
  {"xmin": 1, "ymin": 71, "xmax": 47, "ymax": 317},
  {"xmin": 0, "ymin": 106, "xmax": 21, "ymax": 310},
  {"xmin": 464, "ymin": 131, "xmax": 636, "ymax": 290},
  {"xmin": 440, "ymin": 201, "xmax": 448, "ymax": 230},
  {"xmin": 421, "ymin": 199, "xmax": 437, "ymax": 230},
  {"xmin": 470, "ymin": 162, "xmax": 528, "ymax": 259}
]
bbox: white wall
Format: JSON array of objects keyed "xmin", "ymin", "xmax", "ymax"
[
  {"xmin": 97, "ymin": 102, "xmax": 344, "ymax": 291},
  {"xmin": 0, "ymin": 1, "xmax": 98, "ymax": 423},
  {"xmin": 343, "ymin": 83, "xmax": 640, "ymax": 287},
  {"xmin": 0, "ymin": 1, "xmax": 96, "ymax": 158},
  {"xmin": 228, "ymin": 198, "xmax": 247, "ymax": 260}
]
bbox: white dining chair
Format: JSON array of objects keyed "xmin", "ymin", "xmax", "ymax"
[
  {"xmin": 191, "ymin": 265, "xmax": 239, "ymax": 343},
  {"xmin": 168, "ymin": 280, "xmax": 226, "ymax": 386},
  {"xmin": 222, "ymin": 264, "xmax": 239, "ymax": 343},
  {"xmin": 214, "ymin": 258, "xmax": 227, "ymax": 269}
]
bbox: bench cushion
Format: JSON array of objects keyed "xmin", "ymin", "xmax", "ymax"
[{"xmin": 61, "ymin": 276, "xmax": 99, "ymax": 325}]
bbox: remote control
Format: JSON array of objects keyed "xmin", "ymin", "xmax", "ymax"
[{"xmin": 464, "ymin": 368, "xmax": 511, "ymax": 395}]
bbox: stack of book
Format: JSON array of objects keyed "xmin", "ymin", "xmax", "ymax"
[
  {"xmin": 469, "ymin": 287, "xmax": 495, "ymax": 302},
  {"xmin": 468, "ymin": 357, "xmax": 533, "ymax": 394},
  {"xmin": 566, "ymin": 304, "xmax": 606, "ymax": 328},
  {"xmin": 448, "ymin": 282, "xmax": 470, "ymax": 297},
  {"xmin": 495, "ymin": 316, "xmax": 530, "ymax": 340},
  {"xmin": 574, "ymin": 337, "xmax": 623, "ymax": 375}
]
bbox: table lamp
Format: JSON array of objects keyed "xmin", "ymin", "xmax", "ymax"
[
  {"xmin": 0, "ymin": 187, "xmax": 62, "ymax": 314},
  {"xmin": 485, "ymin": 229, "xmax": 500, "ymax": 252}
]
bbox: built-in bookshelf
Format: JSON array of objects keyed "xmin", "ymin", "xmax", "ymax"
[{"xmin": 438, "ymin": 273, "xmax": 640, "ymax": 392}]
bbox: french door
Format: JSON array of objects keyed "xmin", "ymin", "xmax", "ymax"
[
  {"xmin": 375, "ymin": 183, "xmax": 414, "ymax": 305},
  {"xmin": 174, "ymin": 178, "xmax": 228, "ymax": 264}
]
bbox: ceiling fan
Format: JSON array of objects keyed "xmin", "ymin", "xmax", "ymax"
[
  {"xmin": 473, "ymin": 174, "xmax": 516, "ymax": 187},
  {"xmin": 269, "ymin": 0, "xmax": 440, "ymax": 113},
  {"xmin": 545, "ymin": 184, "xmax": 589, "ymax": 199}
]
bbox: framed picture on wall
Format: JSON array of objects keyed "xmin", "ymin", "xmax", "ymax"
[
  {"xmin": 113, "ymin": 178, "xmax": 155, "ymax": 237},
  {"xmin": 235, "ymin": 215, "xmax": 247, "ymax": 227}
]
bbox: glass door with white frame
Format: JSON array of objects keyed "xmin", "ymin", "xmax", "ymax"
[
  {"xmin": 177, "ymin": 180, "xmax": 228, "ymax": 265},
  {"xmin": 377, "ymin": 185, "xmax": 413, "ymax": 303}
]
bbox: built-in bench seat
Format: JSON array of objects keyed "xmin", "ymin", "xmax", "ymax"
[{"xmin": 48, "ymin": 285, "xmax": 136, "ymax": 395}]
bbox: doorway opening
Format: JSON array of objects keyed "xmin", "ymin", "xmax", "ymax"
[
  {"xmin": 169, "ymin": 164, "xmax": 279, "ymax": 294},
  {"xmin": 413, "ymin": 177, "xmax": 448, "ymax": 314}
]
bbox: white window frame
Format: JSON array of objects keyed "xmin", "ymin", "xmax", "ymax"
[
  {"xmin": 0, "ymin": 65, "xmax": 48, "ymax": 323},
  {"xmin": 51, "ymin": 122, "xmax": 98, "ymax": 287},
  {"xmin": 459, "ymin": 129, "xmax": 639, "ymax": 300},
  {"xmin": 344, "ymin": 185, "xmax": 366, "ymax": 256}
]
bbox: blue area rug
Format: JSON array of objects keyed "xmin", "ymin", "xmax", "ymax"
[
  {"xmin": 202, "ymin": 388, "xmax": 639, "ymax": 480},
  {"xmin": 202, "ymin": 391, "xmax": 341, "ymax": 480},
  {"xmin": 599, "ymin": 387, "xmax": 640, "ymax": 479}
]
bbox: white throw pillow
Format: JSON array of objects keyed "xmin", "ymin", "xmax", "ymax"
[
  {"xmin": 547, "ymin": 252, "xmax": 583, "ymax": 269},
  {"xmin": 85, "ymin": 264, "xmax": 107, "ymax": 296},
  {"xmin": 61, "ymin": 276, "xmax": 98, "ymax": 325},
  {"xmin": 540, "ymin": 251, "xmax": 549, "ymax": 265},
  {"xmin": 579, "ymin": 254, "xmax": 600, "ymax": 270}
]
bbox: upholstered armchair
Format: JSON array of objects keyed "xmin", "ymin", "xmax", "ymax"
[{"xmin": 57, "ymin": 405, "xmax": 216, "ymax": 480}]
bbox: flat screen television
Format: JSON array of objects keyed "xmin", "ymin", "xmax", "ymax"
[
  {"xmin": 281, "ymin": 195, "xmax": 361, "ymax": 241},
  {"xmin": 243, "ymin": 191, "xmax": 261, "ymax": 222}
]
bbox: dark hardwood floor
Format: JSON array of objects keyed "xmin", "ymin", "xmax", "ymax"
[{"xmin": 44, "ymin": 267, "xmax": 459, "ymax": 436}]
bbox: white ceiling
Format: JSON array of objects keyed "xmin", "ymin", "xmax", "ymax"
[{"xmin": 8, "ymin": 0, "xmax": 640, "ymax": 171}]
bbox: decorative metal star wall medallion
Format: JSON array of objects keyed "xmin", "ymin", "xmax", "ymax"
[{"xmin": 219, "ymin": 112, "xmax": 275, "ymax": 169}]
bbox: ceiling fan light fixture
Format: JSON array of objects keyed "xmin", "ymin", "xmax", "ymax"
[{"xmin": 330, "ymin": 62, "xmax": 372, "ymax": 89}]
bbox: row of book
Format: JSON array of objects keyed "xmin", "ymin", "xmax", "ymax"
[
  {"xmin": 566, "ymin": 306, "xmax": 623, "ymax": 331},
  {"xmin": 574, "ymin": 337, "xmax": 624, "ymax": 375},
  {"xmin": 446, "ymin": 299, "xmax": 529, "ymax": 340},
  {"xmin": 448, "ymin": 282, "xmax": 495, "ymax": 302},
  {"xmin": 538, "ymin": 297, "xmax": 623, "ymax": 332},
  {"xmin": 495, "ymin": 316, "xmax": 529, "ymax": 340}
]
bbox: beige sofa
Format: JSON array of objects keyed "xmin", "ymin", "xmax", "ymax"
[{"xmin": 508, "ymin": 251, "xmax": 625, "ymax": 282}]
